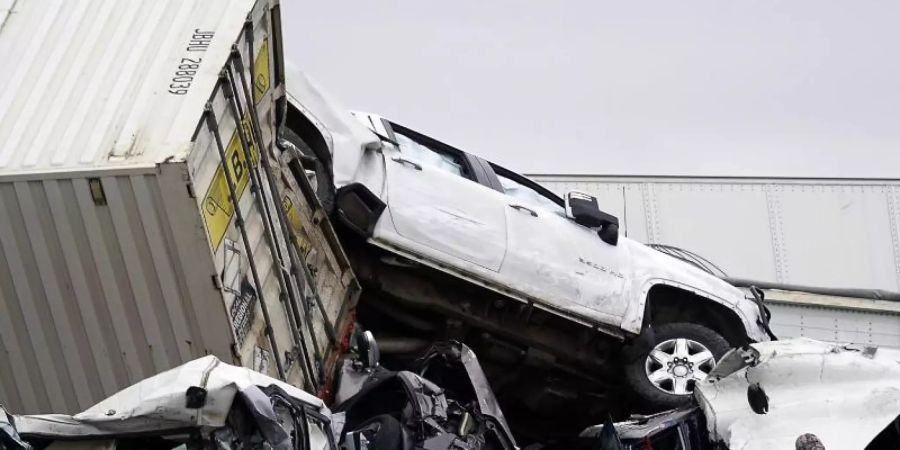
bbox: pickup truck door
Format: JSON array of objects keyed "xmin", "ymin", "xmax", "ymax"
[
  {"xmin": 378, "ymin": 125, "xmax": 508, "ymax": 272},
  {"xmin": 490, "ymin": 165, "xmax": 630, "ymax": 323}
]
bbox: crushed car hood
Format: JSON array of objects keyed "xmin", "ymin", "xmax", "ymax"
[
  {"xmin": 14, "ymin": 355, "xmax": 327, "ymax": 438},
  {"xmin": 695, "ymin": 338, "xmax": 900, "ymax": 450},
  {"xmin": 619, "ymin": 238, "xmax": 769, "ymax": 341}
]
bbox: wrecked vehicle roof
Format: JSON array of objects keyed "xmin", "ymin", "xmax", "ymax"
[
  {"xmin": 696, "ymin": 338, "xmax": 900, "ymax": 450},
  {"xmin": 14, "ymin": 355, "xmax": 327, "ymax": 439}
]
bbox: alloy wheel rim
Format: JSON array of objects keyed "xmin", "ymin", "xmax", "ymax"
[{"xmin": 644, "ymin": 338, "xmax": 715, "ymax": 395}]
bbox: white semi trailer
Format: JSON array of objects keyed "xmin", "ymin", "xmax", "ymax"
[
  {"xmin": 532, "ymin": 174, "xmax": 900, "ymax": 347},
  {"xmin": 0, "ymin": 0, "xmax": 359, "ymax": 414}
]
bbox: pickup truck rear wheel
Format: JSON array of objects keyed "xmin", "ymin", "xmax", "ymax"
[{"xmin": 624, "ymin": 322, "xmax": 729, "ymax": 410}]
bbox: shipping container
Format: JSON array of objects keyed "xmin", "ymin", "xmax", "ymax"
[{"xmin": 0, "ymin": 0, "xmax": 359, "ymax": 415}]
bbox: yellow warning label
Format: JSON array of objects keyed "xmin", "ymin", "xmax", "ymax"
[
  {"xmin": 253, "ymin": 38, "xmax": 270, "ymax": 104},
  {"xmin": 202, "ymin": 118, "xmax": 258, "ymax": 251},
  {"xmin": 202, "ymin": 36, "xmax": 268, "ymax": 251},
  {"xmin": 282, "ymin": 195, "xmax": 312, "ymax": 257}
]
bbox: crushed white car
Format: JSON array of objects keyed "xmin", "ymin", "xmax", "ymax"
[
  {"xmin": 697, "ymin": 338, "xmax": 900, "ymax": 450},
  {"xmin": 573, "ymin": 338, "xmax": 900, "ymax": 449},
  {"xmin": 2, "ymin": 355, "xmax": 335, "ymax": 450},
  {"xmin": 0, "ymin": 343, "xmax": 518, "ymax": 450},
  {"xmin": 278, "ymin": 69, "xmax": 774, "ymax": 434}
]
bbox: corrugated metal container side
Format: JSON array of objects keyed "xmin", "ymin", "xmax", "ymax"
[
  {"xmin": 0, "ymin": 0, "xmax": 360, "ymax": 415},
  {"xmin": 0, "ymin": 0, "xmax": 254, "ymax": 173},
  {"xmin": 0, "ymin": 0, "xmax": 273, "ymax": 414},
  {"xmin": 0, "ymin": 165, "xmax": 233, "ymax": 414}
]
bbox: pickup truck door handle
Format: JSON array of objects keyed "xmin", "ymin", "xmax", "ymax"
[
  {"xmin": 391, "ymin": 156, "xmax": 422, "ymax": 171},
  {"xmin": 508, "ymin": 204, "xmax": 538, "ymax": 217}
]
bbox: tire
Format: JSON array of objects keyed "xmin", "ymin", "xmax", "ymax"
[
  {"xmin": 282, "ymin": 128, "xmax": 336, "ymax": 213},
  {"xmin": 623, "ymin": 322, "xmax": 730, "ymax": 410}
]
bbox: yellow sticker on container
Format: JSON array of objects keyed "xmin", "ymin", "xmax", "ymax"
[
  {"xmin": 282, "ymin": 195, "xmax": 313, "ymax": 257},
  {"xmin": 202, "ymin": 118, "xmax": 258, "ymax": 251},
  {"xmin": 253, "ymin": 38, "xmax": 270, "ymax": 104}
]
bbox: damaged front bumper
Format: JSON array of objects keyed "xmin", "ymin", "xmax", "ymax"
[
  {"xmin": 729, "ymin": 286, "xmax": 776, "ymax": 344},
  {"xmin": 747, "ymin": 286, "xmax": 777, "ymax": 341}
]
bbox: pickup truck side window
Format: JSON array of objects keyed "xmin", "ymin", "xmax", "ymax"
[
  {"xmin": 493, "ymin": 167, "xmax": 565, "ymax": 216},
  {"xmin": 393, "ymin": 129, "xmax": 470, "ymax": 179}
]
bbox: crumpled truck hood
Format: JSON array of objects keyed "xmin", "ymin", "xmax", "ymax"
[
  {"xmin": 15, "ymin": 355, "xmax": 327, "ymax": 438},
  {"xmin": 695, "ymin": 338, "xmax": 900, "ymax": 450},
  {"xmin": 618, "ymin": 237, "xmax": 769, "ymax": 340}
]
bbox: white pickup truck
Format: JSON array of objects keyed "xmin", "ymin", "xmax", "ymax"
[{"xmin": 280, "ymin": 70, "xmax": 773, "ymax": 433}]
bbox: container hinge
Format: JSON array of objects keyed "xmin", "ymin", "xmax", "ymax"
[
  {"xmin": 228, "ymin": 39, "xmax": 322, "ymax": 391},
  {"xmin": 219, "ymin": 54, "xmax": 327, "ymax": 387}
]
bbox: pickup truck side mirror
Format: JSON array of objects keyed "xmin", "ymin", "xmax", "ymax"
[{"xmin": 565, "ymin": 190, "xmax": 620, "ymax": 246}]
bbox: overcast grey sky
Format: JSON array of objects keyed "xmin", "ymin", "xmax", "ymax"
[{"xmin": 283, "ymin": 1, "xmax": 900, "ymax": 177}]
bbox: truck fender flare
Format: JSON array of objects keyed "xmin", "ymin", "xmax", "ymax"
[{"xmin": 621, "ymin": 279, "xmax": 752, "ymax": 339}]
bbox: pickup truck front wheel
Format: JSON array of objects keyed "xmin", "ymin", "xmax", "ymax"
[{"xmin": 624, "ymin": 322, "xmax": 729, "ymax": 410}]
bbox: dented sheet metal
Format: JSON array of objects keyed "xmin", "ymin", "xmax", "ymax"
[
  {"xmin": 695, "ymin": 338, "xmax": 900, "ymax": 450},
  {"xmin": 417, "ymin": 342, "xmax": 516, "ymax": 442},
  {"xmin": 335, "ymin": 341, "xmax": 518, "ymax": 449},
  {"xmin": 580, "ymin": 407, "xmax": 699, "ymax": 442},
  {"xmin": 10, "ymin": 356, "xmax": 333, "ymax": 450},
  {"xmin": 14, "ymin": 356, "xmax": 327, "ymax": 437},
  {"xmin": 0, "ymin": 407, "xmax": 29, "ymax": 450}
]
